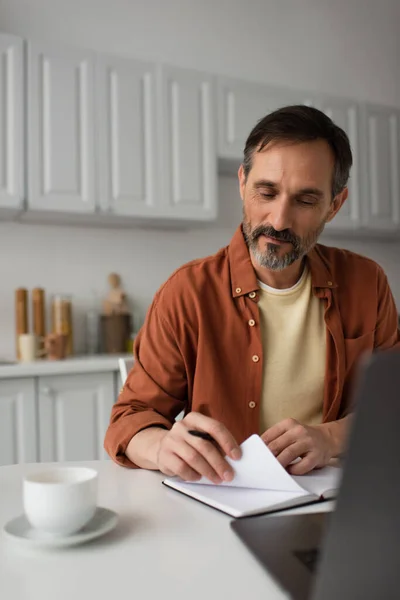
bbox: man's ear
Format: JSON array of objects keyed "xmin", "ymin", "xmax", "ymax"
[
  {"xmin": 326, "ymin": 187, "xmax": 348, "ymax": 223},
  {"xmin": 238, "ymin": 164, "xmax": 246, "ymax": 202}
]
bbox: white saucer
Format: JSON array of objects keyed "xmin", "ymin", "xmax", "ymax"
[{"xmin": 3, "ymin": 507, "xmax": 118, "ymax": 548}]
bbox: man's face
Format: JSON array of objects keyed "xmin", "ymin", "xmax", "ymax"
[{"xmin": 239, "ymin": 139, "xmax": 346, "ymax": 271}]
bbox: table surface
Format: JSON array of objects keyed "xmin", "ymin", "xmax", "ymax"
[{"xmin": 0, "ymin": 461, "xmax": 333, "ymax": 600}]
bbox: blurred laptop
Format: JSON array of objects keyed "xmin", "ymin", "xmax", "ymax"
[{"xmin": 231, "ymin": 350, "xmax": 400, "ymax": 600}]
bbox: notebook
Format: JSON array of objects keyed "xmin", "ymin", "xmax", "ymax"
[{"xmin": 163, "ymin": 434, "xmax": 341, "ymax": 518}]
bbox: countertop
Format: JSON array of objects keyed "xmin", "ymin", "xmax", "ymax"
[{"xmin": 0, "ymin": 354, "xmax": 133, "ymax": 379}]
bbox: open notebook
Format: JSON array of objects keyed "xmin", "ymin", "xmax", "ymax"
[{"xmin": 163, "ymin": 434, "xmax": 341, "ymax": 518}]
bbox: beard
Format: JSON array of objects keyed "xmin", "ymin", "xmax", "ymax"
[{"xmin": 242, "ymin": 215, "xmax": 326, "ymax": 271}]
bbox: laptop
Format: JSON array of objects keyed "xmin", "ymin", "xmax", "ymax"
[{"xmin": 231, "ymin": 350, "xmax": 400, "ymax": 600}]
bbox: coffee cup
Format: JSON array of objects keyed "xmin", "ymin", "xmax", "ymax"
[{"xmin": 23, "ymin": 467, "xmax": 98, "ymax": 537}]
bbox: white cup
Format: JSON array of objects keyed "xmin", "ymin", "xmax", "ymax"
[
  {"xmin": 18, "ymin": 334, "xmax": 43, "ymax": 362},
  {"xmin": 23, "ymin": 467, "xmax": 98, "ymax": 537}
]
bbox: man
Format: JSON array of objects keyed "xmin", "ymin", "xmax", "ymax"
[{"xmin": 104, "ymin": 105, "xmax": 400, "ymax": 483}]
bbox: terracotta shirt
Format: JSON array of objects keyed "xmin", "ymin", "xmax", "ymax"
[{"xmin": 104, "ymin": 226, "xmax": 400, "ymax": 467}]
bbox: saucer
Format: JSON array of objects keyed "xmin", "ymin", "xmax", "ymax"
[{"xmin": 3, "ymin": 507, "xmax": 118, "ymax": 548}]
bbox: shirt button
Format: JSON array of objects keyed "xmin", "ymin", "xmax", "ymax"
[
  {"xmin": 235, "ymin": 287, "xmax": 242, "ymax": 294},
  {"xmin": 249, "ymin": 401, "xmax": 256, "ymax": 409},
  {"xmin": 249, "ymin": 291, "xmax": 256, "ymax": 299},
  {"xmin": 248, "ymin": 319, "xmax": 255, "ymax": 327},
  {"xmin": 252, "ymin": 355, "xmax": 260, "ymax": 363}
]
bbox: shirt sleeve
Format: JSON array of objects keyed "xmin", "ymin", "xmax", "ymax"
[
  {"xmin": 104, "ymin": 294, "xmax": 188, "ymax": 468},
  {"xmin": 374, "ymin": 266, "xmax": 400, "ymax": 350}
]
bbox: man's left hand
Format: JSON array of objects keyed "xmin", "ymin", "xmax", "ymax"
[{"xmin": 261, "ymin": 418, "xmax": 334, "ymax": 475}]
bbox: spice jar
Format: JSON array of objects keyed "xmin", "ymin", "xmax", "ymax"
[{"xmin": 51, "ymin": 294, "xmax": 73, "ymax": 356}]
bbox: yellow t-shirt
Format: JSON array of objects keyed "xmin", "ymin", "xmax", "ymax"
[{"xmin": 258, "ymin": 264, "xmax": 326, "ymax": 434}]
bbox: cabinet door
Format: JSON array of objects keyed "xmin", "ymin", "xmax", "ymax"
[
  {"xmin": 218, "ymin": 77, "xmax": 313, "ymax": 161},
  {"xmin": 317, "ymin": 97, "xmax": 362, "ymax": 232},
  {"xmin": 362, "ymin": 105, "xmax": 400, "ymax": 231},
  {"xmin": 0, "ymin": 378, "xmax": 37, "ymax": 466},
  {"xmin": 0, "ymin": 34, "xmax": 24, "ymax": 212},
  {"xmin": 28, "ymin": 41, "xmax": 96, "ymax": 213},
  {"xmin": 96, "ymin": 55, "xmax": 158, "ymax": 216},
  {"xmin": 38, "ymin": 373, "xmax": 115, "ymax": 462},
  {"xmin": 159, "ymin": 66, "xmax": 217, "ymax": 221}
]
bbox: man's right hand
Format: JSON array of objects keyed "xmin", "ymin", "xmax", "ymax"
[{"xmin": 155, "ymin": 412, "xmax": 242, "ymax": 484}]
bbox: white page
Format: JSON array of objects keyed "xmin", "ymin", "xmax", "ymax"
[
  {"xmin": 292, "ymin": 465, "xmax": 342, "ymax": 497},
  {"xmin": 189, "ymin": 434, "xmax": 306, "ymax": 494}
]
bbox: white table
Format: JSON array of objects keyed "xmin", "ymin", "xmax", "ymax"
[{"xmin": 0, "ymin": 461, "xmax": 333, "ymax": 600}]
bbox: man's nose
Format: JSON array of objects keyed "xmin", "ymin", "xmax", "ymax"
[{"xmin": 268, "ymin": 199, "xmax": 293, "ymax": 232}]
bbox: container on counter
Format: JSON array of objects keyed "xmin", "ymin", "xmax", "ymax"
[
  {"xmin": 15, "ymin": 288, "xmax": 28, "ymax": 360},
  {"xmin": 32, "ymin": 288, "xmax": 46, "ymax": 358},
  {"xmin": 51, "ymin": 294, "xmax": 73, "ymax": 356}
]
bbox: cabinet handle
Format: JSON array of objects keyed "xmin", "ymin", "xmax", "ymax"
[{"xmin": 42, "ymin": 386, "xmax": 53, "ymax": 396}]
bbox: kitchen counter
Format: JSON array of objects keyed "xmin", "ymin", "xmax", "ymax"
[{"xmin": 0, "ymin": 354, "xmax": 133, "ymax": 379}]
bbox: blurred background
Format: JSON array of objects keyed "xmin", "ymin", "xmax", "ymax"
[
  {"xmin": 0, "ymin": 0, "xmax": 399, "ymax": 357},
  {"xmin": 0, "ymin": 0, "xmax": 399, "ymax": 464}
]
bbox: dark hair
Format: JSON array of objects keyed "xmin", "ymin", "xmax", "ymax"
[{"xmin": 243, "ymin": 105, "xmax": 353, "ymax": 198}]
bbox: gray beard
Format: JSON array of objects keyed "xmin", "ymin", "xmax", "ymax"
[{"xmin": 242, "ymin": 219, "xmax": 326, "ymax": 271}]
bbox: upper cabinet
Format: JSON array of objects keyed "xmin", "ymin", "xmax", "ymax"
[
  {"xmin": 0, "ymin": 34, "xmax": 24, "ymax": 214},
  {"xmin": 361, "ymin": 105, "xmax": 400, "ymax": 231},
  {"xmin": 159, "ymin": 66, "xmax": 217, "ymax": 221},
  {"xmin": 217, "ymin": 77, "xmax": 313, "ymax": 161},
  {"xmin": 27, "ymin": 41, "xmax": 96, "ymax": 213},
  {"xmin": 316, "ymin": 96, "xmax": 362, "ymax": 232},
  {"xmin": 96, "ymin": 55, "xmax": 158, "ymax": 217},
  {"xmin": 0, "ymin": 32, "xmax": 398, "ymax": 234}
]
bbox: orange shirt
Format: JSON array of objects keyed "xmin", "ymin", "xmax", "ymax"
[{"xmin": 104, "ymin": 226, "xmax": 400, "ymax": 467}]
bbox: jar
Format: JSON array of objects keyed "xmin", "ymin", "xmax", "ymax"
[{"xmin": 51, "ymin": 295, "xmax": 73, "ymax": 356}]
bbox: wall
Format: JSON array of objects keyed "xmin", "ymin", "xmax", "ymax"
[{"xmin": 0, "ymin": 0, "xmax": 399, "ymax": 358}]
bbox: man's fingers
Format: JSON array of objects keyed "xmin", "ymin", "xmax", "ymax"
[
  {"xmin": 183, "ymin": 412, "xmax": 241, "ymax": 460},
  {"xmin": 262, "ymin": 418, "xmax": 298, "ymax": 444},
  {"xmin": 177, "ymin": 440, "xmax": 223, "ymax": 484},
  {"xmin": 266, "ymin": 428, "xmax": 300, "ymax": 457},
  {"xmin": 287, "ymin": 454, "xmax": 318, "ymax": 476},
  {"xmin": 160, "ymin": 452, "xmax": 201, "ymax": 482},
  {"xmin": 185, "ymin": 433, "xmax": 234, "ymax": 482},
  {"xmin": 276, "ymin": 441, "xmax": 310, "ymax": 469}
]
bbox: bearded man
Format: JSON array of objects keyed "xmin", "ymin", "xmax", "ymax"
[{"xmin": 105, "ymin": 105, "xmax": 400, "ymax": 482}]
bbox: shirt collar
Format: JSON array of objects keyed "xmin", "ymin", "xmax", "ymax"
[{"xmin": 228, "ymin": 225, "xmax": 337, "ymax": 298}]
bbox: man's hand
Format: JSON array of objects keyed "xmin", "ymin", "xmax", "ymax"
[
  {"xmin": 261, "ymin": 418, "xmax": 336, "ymax": 475},
  {"xmin": 155, "ymin": 412, "xmax": 242, "ymax": 484}
]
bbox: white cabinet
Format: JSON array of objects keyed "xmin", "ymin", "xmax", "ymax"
[
  {"xmin": 218, "ymin": 76, "xmax": 313, "ymax": 161},
  {"xmin": 159, "ymin": 66, "xmax": 217, "ymax": 221},
  {"xmin": 362, "ymin": 105, "xmax": 400, "ymax": 231},
  {"xmin": 0, "ymin": 34, "xmax": 24, "ymax": 214},
  {"xmin": 38, "ymin": 373, "xmax": 115, "ymax": 462},
  {"xmin": 316, "ymin": 97, "xmax": 362, "ymax": 232},
  {"xmin": 96, "ymin": 55, "xmax": 158, "ymax": 217},
  {"xmin": 0, "ymin": 378, "xmax": 37, "ymax": 466},
  {"xmin": 27, "ymin": 41, "xmax": 96, "ymax": 213}
]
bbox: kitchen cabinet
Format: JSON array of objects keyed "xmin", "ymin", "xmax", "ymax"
[
  {"xmin": 0, "ymin": 34, "xmax": 24, "ymax": 215},
  {"xmin": 316, "ymin": 96, "xmax": 362, "ymax": 232},
  {"xmin": 96, "ymin": 55, "xmax": 158, "ymax": 217},
  {"xmin": 0, "ymin": 378, "xmax": 38, "ymax": 466},
  {"xmin": 38, "ymin": 373, "xmax": 115, "ymax": 462},
  {"xmin": 27, "ymin": 41, "xmax": 96, "ymax": 213},
  {"xmin": 361, "ymin": 104, "xmax": 400, "ymax": 231},
  {"xmin": 217, "ymin": 76, "xmax": 314, "ymax": 162},
  {"xmin": 159, "ymin": 65, "xmax": 217, "ymax": 221}
]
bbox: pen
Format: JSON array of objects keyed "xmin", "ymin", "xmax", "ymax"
[{"xmin": 188, "ymin": 430, "xmax": 215, "ymax": 443}]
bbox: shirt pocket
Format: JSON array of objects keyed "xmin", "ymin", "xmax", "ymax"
[{"xmin": 344, "ymin": 330, "xmax": 375, "ymax": 379}]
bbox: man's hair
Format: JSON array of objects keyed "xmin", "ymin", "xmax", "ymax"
[{"xmin": 242, "ymin": 105, "xmax": 353, "ymax": 198}]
